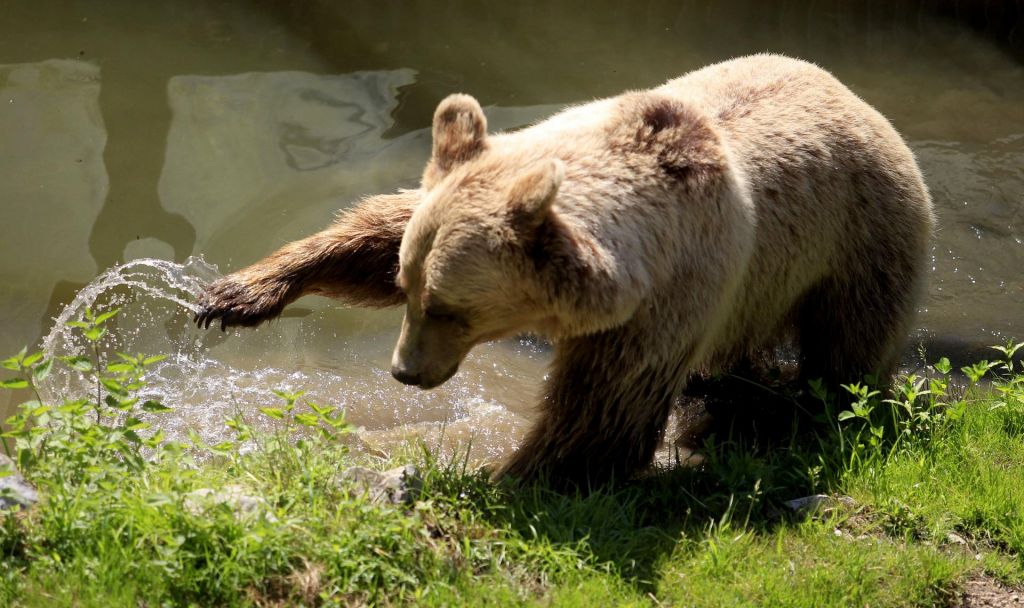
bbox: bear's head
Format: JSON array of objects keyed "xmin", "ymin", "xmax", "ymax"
[{"xmin": 391, "ymin": 94, "xmax": 570, "ymax": 389}]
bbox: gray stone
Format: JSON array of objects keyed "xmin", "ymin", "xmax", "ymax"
[
  {"xmin": 0, "ymin": 454, "xmax": 38, "ymax": 510},
  {"xmin": 339, "ymin": 465, "xmax": 421, "ymax": 505},
  {"xmin": 784, "ymin": 494, "xmax": 856, "ymax": 517},
  {"xmin": 184, "ymin": 485, "xmax": 277, "ymax": 522}
]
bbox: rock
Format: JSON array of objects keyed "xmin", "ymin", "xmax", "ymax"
[
  {"xmin": 0, "ymin": 454, "xmax": 38, "ymax": 510},
  {"xmin": 784, "ymin": 494, "xmax": 857, "ymax": 517},
  {"xmin": 338, "ymin": 465, "xmax": 421, "ymax": 505},
  {"xmin": 184, "ymin": 485, "xmax": 277, "ymax": 522}
]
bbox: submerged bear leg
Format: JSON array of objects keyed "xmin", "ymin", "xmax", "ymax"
[
  {"xmin": 195, "ymin": 190, "xmax": 419, "ymax": 330},
  {"xmin": 497, "ymin": 328, "xmax": 689, "ymax": 488}
]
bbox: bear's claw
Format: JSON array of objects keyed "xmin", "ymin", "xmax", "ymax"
[
  {"xmin": 192, "ymin": 305, "xmax": 230, "ymax": 331},
  {"xmin": 193, "ymin": 277, "xmax": 285, "ymax": 331}
]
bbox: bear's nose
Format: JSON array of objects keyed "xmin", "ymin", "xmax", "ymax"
[{"xmin": 391, "ymin": 365, "xmax": 421, "ymax": 386}]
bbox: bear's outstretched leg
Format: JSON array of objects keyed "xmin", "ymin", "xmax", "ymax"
[
  {"xmin": 498, "ymin": 326, "xmax": 691, "ymax": 488},
  {"xmin": 195, "ymin": 190, "xmax": 419, "ymax": 330}
]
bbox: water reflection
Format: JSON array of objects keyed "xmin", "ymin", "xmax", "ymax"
[
  {"xmin": 0, "ymin": 60, "xmax": 106, "ymax": 353},
  {"xmin": 160, "ymin": 69, "xmax": 419, "ymax": 265},
  {"xmin": 88, "ymin": 43, "xmax": 196, "ymax": 273}
]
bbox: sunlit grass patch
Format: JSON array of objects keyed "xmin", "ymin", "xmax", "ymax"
[
  {"xmin": 658, "ymin": 521, "xmax": 965, "ymax": 608},
  {"xmin": 843, "ymin": 375, "xmax": 1024, "ymax": 560}
]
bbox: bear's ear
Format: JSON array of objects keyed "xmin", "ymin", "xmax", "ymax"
[
  {"xmin": 507, "ymin": 159, "xmax": 564, "ymax": 236},
  {"xmin": 426, "ymin": 94, "xmax": 488, "ymax": 185}
]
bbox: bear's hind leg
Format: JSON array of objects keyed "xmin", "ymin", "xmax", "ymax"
[{"xmin": 797, "ymin": 265, "xmax": 921, "ymax": 392}]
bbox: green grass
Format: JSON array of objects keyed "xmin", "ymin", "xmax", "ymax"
[
  {"xmin": 0, "ymin": 313, "xmax": 1022, "ymax": 606},
  {"xmin": 845, "ymin": 396, "xmax": 1024, "ymax": 559}
]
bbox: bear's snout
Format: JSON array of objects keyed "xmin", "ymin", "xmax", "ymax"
[
  {"xmin": 391, "ymin": 365, "xmax": 422, "ymax": 387},
  {"xmin": 392, "ymin": 313, "xmax": 467, "ymax": 389},
  {"xmin": 390, "ymin": 359, "xmax": 460, "ymax": 390}
]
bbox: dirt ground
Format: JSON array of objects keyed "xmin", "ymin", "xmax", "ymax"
[{"xmin": 961, "ymin": 576, "xmax": 1024, "ymax": 608}]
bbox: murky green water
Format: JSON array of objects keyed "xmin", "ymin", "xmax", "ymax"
[{"xmin": 1, "ymin": 1, "xmax": 1022, "ymax": 458}]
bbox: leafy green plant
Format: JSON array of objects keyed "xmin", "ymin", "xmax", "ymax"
[
  {"xmin": 822, "ymin": 341, "xmax": 1024, "ymax": 470},
  {"xmin": 1, "ymin": 308, "xmax": 175, "ymax": 483},
  {"xmin": 988, "ymin": 340, "xmax": 1024, "ymax": 411}
]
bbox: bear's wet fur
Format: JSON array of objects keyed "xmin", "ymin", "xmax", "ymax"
[{"xmin": 196, "ymin": 55, "xmax": 934, "ymax": 487}]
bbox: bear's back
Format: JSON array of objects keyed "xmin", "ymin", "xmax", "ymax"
[
  {"xmin": 478, "ymin": 55, "xmax": 933, "ymax": 364},
  {"xmin": 663, "ymin": 55, "xmax": 934, "ymax": 364}
]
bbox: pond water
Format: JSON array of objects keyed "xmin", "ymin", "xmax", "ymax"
[{"xmin": 1, "ymin": 1, "xmax": 1022, "ymax": 461}]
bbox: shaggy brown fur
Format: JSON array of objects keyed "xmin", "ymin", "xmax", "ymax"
[
  {"xmin": 195, "ymin": 190, "xmax": 418, "ymax": 329},
  {"xmin": 196, "ymin": 55, "xmax": 935, "ymax": 487}
]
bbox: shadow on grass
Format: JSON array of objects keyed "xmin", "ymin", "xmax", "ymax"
[{"xmin": 422, "ymin": 372, "xmax": 852, "ymax": 593}]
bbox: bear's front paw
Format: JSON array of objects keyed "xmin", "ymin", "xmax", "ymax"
[{"xmin": 193, "ymin": 276, "xmax": 288, "ymax": 331}]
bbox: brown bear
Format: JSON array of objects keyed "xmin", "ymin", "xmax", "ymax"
[{"xmin": 195, "ymin": 54, "xmax": 934, "ymax": 486}]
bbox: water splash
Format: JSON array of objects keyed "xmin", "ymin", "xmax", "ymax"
[
  {"xmin": 38, "ymin": 257, "xmax": 544, "ymax": 461},
  {"xmin": 40, "ymin": 256, "xmax": 218, "ymax": 404}
]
